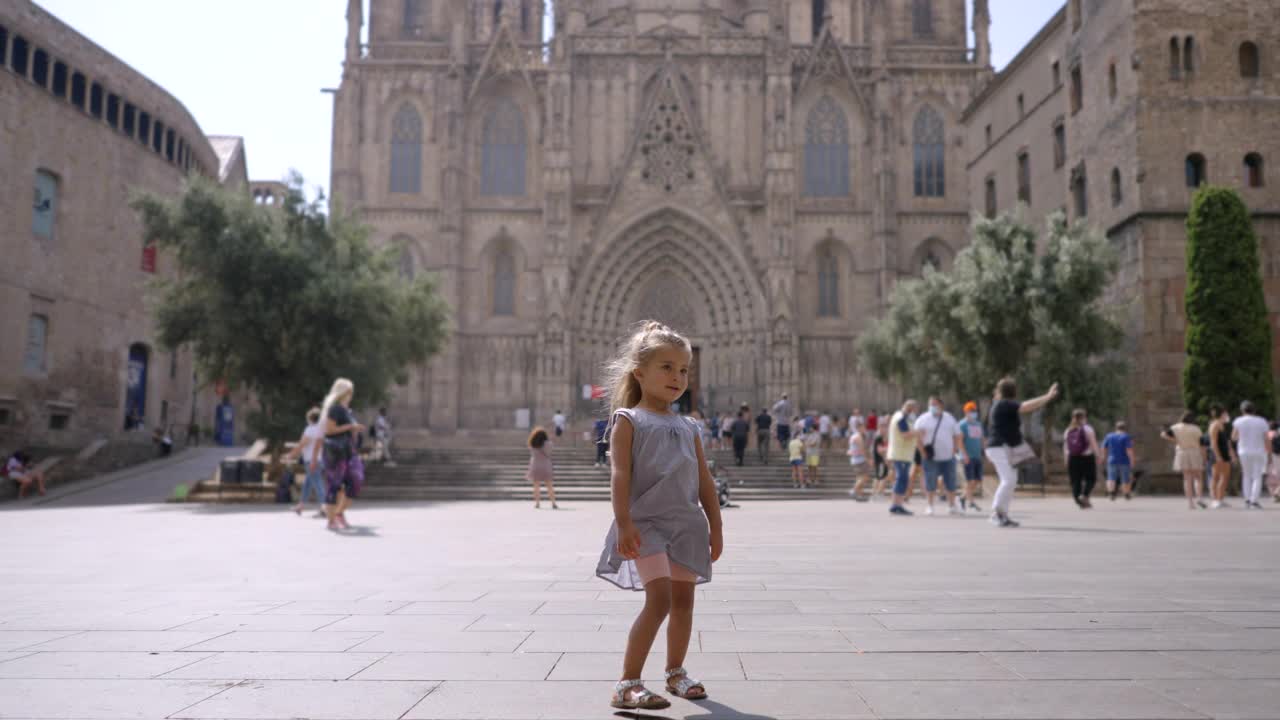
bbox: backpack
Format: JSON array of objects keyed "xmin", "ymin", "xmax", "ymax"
[
  {"xmin": 1067, "ymin": 426, "xmax": 1090, "ymax": 456},
  {"xmin": 1271, "ymin": 433, "xmax": 1280, "ymax": 455}
]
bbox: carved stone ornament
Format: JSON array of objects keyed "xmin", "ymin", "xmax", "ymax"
[{"xmin": 639, "ymin": 77, "xmax": 697, "ymax": 193}]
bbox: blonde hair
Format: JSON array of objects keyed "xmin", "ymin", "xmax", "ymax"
[
  {"xmin": 602, "ymin": 320, "xmax": 692, "ymax": 418},
  {"xmin": 320, "ymin": 378, "xmax": 354, "ymax": 428}
]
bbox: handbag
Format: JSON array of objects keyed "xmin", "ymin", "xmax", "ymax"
[
  {"xmin": 1007, "ymin": 442, "xmax": 1038, "ymax": 468},
  {"xmin": 922, "ymin": 413, "xmax": 944, "ymax": 461},
  {"xmin": 347, "ymin": 454, "xmax": 365, "ymax": 498}
]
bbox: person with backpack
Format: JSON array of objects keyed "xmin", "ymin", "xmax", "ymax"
[
  {"xmin": 594, "ymin": 416, "xmax": 611, "ymax": 468},
  {"xmin": 1164, "ymin": 411, "xmax": 1208, "ymax": 510},
  {"xmin": 1062, "ymin": 409, "xmax": 1101, "ymax": 509}
]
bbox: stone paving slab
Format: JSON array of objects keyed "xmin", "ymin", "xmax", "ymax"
[{"xmin": 0, "ymin": 497, "xmax": 1277, "ymax": 719}]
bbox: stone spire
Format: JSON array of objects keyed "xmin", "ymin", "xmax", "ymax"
[
  {"xmin": 973, "ymin": 0, "xmax": 992, "ymax": 68},
  {"xmin": 345, "ymin": 0, "xmax": 362, "ymax": 63}
]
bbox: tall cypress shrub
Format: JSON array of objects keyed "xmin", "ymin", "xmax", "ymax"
[{"xmin": 1183, "ymin": 185, "xmax": 1275, "ymax": 418}]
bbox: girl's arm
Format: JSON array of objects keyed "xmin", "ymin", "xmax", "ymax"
[
  {"xmin": 609, "ymin": 417, "xmax": 641, "ymax": 558},
  {"xmin": 693, "ymin": 433, "xmax": 724, "ymax": 561}
]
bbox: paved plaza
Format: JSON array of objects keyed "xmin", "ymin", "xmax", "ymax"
[{"xmin": 1, "ymin": 481, "xmax": 1279, "ymax": 719}]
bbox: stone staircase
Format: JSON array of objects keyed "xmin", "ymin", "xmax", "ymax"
[{"xmin": 361, "ymin": 444, "xmax": 885, "ymax": 502}]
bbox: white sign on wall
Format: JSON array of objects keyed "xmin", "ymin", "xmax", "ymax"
[{"xmin": 514, "ymin": 408, "xmax": 531, "ymax": 429}]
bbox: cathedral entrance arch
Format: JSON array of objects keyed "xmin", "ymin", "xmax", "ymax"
[{"xmin": 572, "ymin": 207, "xmax": 767, "ymax": 417}]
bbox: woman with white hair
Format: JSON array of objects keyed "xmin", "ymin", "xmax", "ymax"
[{"xmin": 321, "ymin": 378, "xmax": 365, "ymax": 531}]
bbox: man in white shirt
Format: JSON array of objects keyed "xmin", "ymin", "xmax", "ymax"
[
  {"xmin": 913, "ymin": 397, "xmax": 964, "ymax": 515},
  {"xmin": 818, "ymin": 412, "xmax": 833, "ymax": 449},
  {"xmin": 1232, "ymin": 400, "xmax": 1270, "ymax": 508},
  {"xmin": 772, "ymin": 394, "xmax": 794, "ymax": 450},
  {"xmin": 552, "ymin": 410, "xmax": 567, "ymax": 439}
]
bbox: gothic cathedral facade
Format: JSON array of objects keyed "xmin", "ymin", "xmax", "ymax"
[{"xmin": 329, "ymin": 0, "xmax": 992, "ymax": 430}]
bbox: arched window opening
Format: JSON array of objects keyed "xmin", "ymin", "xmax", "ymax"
[
  {"xmin": 803, "ymin": 95, "xmax": 850, "ymax": 197},
  {"xmin": 11, "ymin": 35, "xmax": 30, "ymax": 77},
  {"xmin": 31, "ymin": 47, "xmax": 49, "ymax": 87},
  {"xmin": 152, "ymin": 120, "xmax": 165, "ymax": 154},
  {"xmin": 481, "ymin": 98, "xmax": 526, "ymax": 196},
  {"xmin": 390, "ymin": 104, "xmax": 423, "ymax": 194},
  {"xmin": 1183, "ymin": 35, "xmax": 1195, "ymax": 74},
  {"xmin": 1071, "ymin": 163, "xmax": 1088, "ymax": 218},
  {"xmin": 70, "ymin": 72, "xmax": 86, "ymax": 109},
  {"xmin": 1110, "ymin": 168, "xmax": 1123, "ymax": 207},
  {"xmin": 984, "ymin": 176, "xmax": 997, "ymax": 218},
  {"xmin": 1185, "ymin": 153, "xmax": 1206, "ymax": 188},
  {"xmin": 1169, "ymin": 37, "xmax": 1181, "ymax": 80},
  {"xmin": 402, "ymin": 0, "xmax": 429, "ymax": 38},
  {"xmin": 912, "ymin": 0, "xmax": 933, "ymax": 39},
  {"xmin": 1108, "ymin": 63, "xmax": 1117, "ymax": 100},
  {"xmin": 1240, "ymin": 41, "xmax": 1260, "ymax": 79},
  {"xmin": 811, "ymin": 0, "xmax": 826, "ymax": 38},
  {"xmin": 493, "ymin": 247, "xmax": 516, "ymax": 316},
  {"xmin": 913, "ymin": 105, "xmax": 946, "ymax": 198},
  {"xmin": 51, "ymin": 60, "xmax": 67, "ymax": 97},
  {"xmin": 816, "ymin": 244, "xmax": 840, "ymax": 317},
  {"xmin": 1245, "ymin": 153, "xmax": 1265, "ymax": 188}
]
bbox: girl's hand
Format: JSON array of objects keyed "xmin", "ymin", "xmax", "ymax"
[
  {"xmin": 710, "ymin": 528, "xmax": 724, "ymax": 562},
  {"xmin": 616, "ymin": 522, "xmax": 642, "ymax": 560}
]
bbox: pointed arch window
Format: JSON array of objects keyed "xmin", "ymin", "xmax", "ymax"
[
  {"xmin": 481, "ymin": 98, "xmax": 526, "ymax": 196},
  {"xmin": 811, "ymin": 0, "xmax": 826, "ymax": 38},
  {"xmin": 803, "ymin": 95, "xmax": 850, "ymax": 197},
  {"xmin": 389, "ymin": 104, "xmax": 422, "ymax": 194},
  {"xmin": 402, "ymin": 0, "xmax": 429, "ymax": 38},
  {"xmin": 1245, "ymin": 153, "xmax": 1264, "ymax": 188},
  {"xmin": 1111, "ymin": 167, "xmax": 1123, "ymax": 206},
  {"xmin": 913, "ymin": 105, "xmax": 945, "ymax": 198},
  {"xmin": 912, "ymin": 0, "xmax": 934, "ymax": 39},
  {"xmin": 1185, "ymin": 153, "xmax": 1206, "ymax": 188},
  {"xmin": 393, "ymin": 235, "xmax": 417, "ymax": 281},
  {"xmin": 493, "ymin": 247, "xmax": 516, "ymax": 316},
  {"xmin": 817, "ymin": 244, "xmax": 840, "ymax": 317}
]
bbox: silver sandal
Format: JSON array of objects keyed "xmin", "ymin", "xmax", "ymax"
[
  {"xmin": 611, "ymin": 678, "xmax": 671, "ymax": 710},
  {"xmin": 665, "ymin": 666, "xmax": 707, "ymax": 699}
]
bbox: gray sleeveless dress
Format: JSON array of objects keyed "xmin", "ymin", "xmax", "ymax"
[{"xmin": 596, "ymin": 407, "xmax": 712, "ymax": 590}]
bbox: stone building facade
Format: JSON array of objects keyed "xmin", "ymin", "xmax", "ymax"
[
  {"xmin": 331, "ymin": 0, "xmax": 992, "ymax": 431},
  {"xmin": 965, "ymin": 0, "xmax": 1280, "ymax": 447},
  {"xmin": 0, "ymin": 1, "xmax": 243, "ymax": 447}
]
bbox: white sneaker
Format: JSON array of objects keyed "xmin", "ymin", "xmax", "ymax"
[
  {"xmin": 1211, "ymin": 500, "xmax": 1222, "ymax": 509},
  {"xmin": 949, "ymin": 505, "xmax": 963, "ymax": 516},
  {"xmin": 989, "ymin": 512, "xmax": 1003, "ymax": 526},
  {"xmin": 925, "ymin": 505, "xmax": 935, "ymax": 516}
]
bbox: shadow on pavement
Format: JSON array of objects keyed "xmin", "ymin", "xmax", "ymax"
[{"xmin": 614, "ymin": 699, "xmax": 780, "ymax": 719}]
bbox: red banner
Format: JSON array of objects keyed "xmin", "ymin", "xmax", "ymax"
[{"xmin": 141, "ymin": 245, "xmax": 157, "ymax": 273}]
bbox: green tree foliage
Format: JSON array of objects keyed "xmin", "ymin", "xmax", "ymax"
[
  {"xmin": 133, "ymin": 174, "xmax": 450, "ymax": 453},
  {"xmin": 1183, "ymin": 185, "xmax": 1275, "ymax": 418},
  {"xmin": 860, "ymin": 211, "xmax": 1128, "ymax": 428}
]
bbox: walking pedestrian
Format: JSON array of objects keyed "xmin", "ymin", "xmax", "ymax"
[
  {"xmin": 1163, "ymin": 411, "xmax": 1207, "ymax": 510},
  {"xmin": 803, "ymin": 423, "xmax": 822, "ymax": 486},
  {"xmin": 1267, "ymin": 420, "xmax": 1280, "ymax": 504},
  {"xmin": 552, "ymin": 409, "xmax": 567, "ymax": 439},
  {"xmin": 755, "ymin": 407, "xmax": 773, "ymax": 464},
  {"xmin": 1063, "ymin": 409, "xmax": 1102, "ymax": 509},
  {"xmin": 320, "ymin": 378, "xmax": 365, "ymax": 532},
  {"xmin": 1101, "ymin": 421, "xmax": 1136, "ymax": 501},
  {"xmin": 372, "ymin": 407, "xmax": 394, "ymax": 464},
  {"xmin": 285, "ymin": 407, "xmax": 326, "ymax": 517},
  {"xmin": 984, "ymin": 377, "xmax": 1060, "ymax": 527},
  {"xmin": 595, "ymin": 321, "xmax": 723, "ymax": 710},
  {"xmin": 730, "ymin": 411, "xmax": 751, "ymax": 466},
  {"xmin": 594, "ymin": 416, "xmax": 610, "ymax": 468},
  {"xmin": 1208, "ymin": 405, "xmax": 1232, "ymax": 508},
  {"xmin": 818, "ymin": 411, "xmax": 833, "ymax": 450},
  {"xmin": 788, "ymin": 431, "xmax": 806, "ymax": 488},
  {"xmin": 1232, "ymin": 401, "xmax": 1269, "ymax": 509},
  {"xmin": 772, "ymin": 394, "xmax": 793, "ymax": 450},
  {"xmin": 886, "ymin": 400, "xmax": 922, "ymax": 516},
  {"xmin": 847, "ymin": 418, "xmax": 872, "ymax": 501},
  {"xmin": 527, "ymin": 426, "xmax": 558, "ymax": 509},
  {"xmin": 709, "ymin": 412, "xmax": 723, "ymax": 451},
  {"xmin": 957, "ymin": 401, "xmax": 985, "ymax": 513},
  {"xmin": 914, "ymin": 397, "xmax": 963, "ymax": 515}
]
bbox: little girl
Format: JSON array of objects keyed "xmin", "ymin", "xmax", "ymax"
[
  {"xmin": 526, "ymin": 426, "xmax": 558, "ymax": 509},
  {"xmin": 596, "ymin": 321, "xmax": 724, "ymax": 711}
]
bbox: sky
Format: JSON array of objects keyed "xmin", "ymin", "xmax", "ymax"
[{"xmin": 34, "ymin": 0, "xmax": 1063, "ymax": 202}]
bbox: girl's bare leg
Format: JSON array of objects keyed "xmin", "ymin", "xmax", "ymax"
[
  {"xmin": 621, "ymin": 578, "xmax": 671, "ymax": 681},
  {"xmin": 666, "ymin": 581, "xmax": 696, "ymax": 672},
  {"xmin": 532, "ymin": 481, "xmax": 542, "ymax": 507},
  {"xmin": 545, "ymin": 478, "xmax": 557, "ymax": 506}
]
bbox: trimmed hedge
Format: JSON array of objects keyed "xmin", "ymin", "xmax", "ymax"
[{"xmin": 1182, "ymin": 185, "xmax": 1275, "ymax": 418}]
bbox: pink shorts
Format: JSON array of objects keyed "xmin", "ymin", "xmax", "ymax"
[{"xmin": 634, "ymin": 553, "xmax": 697, "ymax": 585}]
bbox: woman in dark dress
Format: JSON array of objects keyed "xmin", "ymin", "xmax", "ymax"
[{"xmin": 321, "ymin": 378, "xmax": 364, "ymax": 531}]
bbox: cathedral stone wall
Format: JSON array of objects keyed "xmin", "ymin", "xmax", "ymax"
[{"xmin": 333, "ymin": 0, "xmax": 986, "ymax": 432}]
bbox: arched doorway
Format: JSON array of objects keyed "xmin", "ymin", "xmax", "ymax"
[
  {"xmin": 572, "ymin": 208, "xmax": 768, "ymax": 418},
  {"xmin": 124, "ymin": 343, "xmax": 149, "ymax": 430}
]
